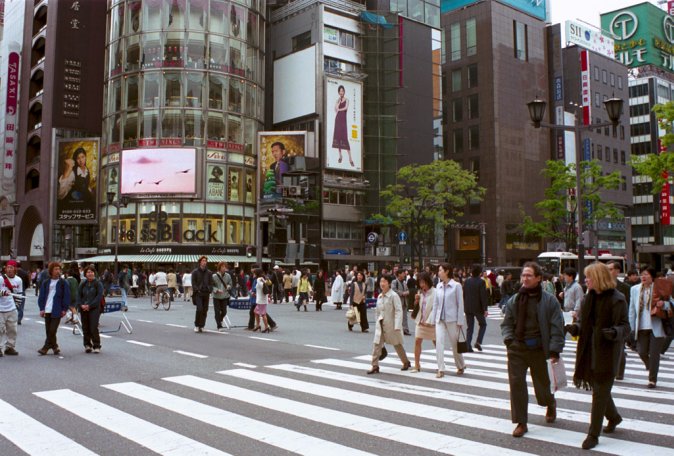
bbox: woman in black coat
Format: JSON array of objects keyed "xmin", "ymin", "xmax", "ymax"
[
  {"xmin": 566, "ymin": 262, "xmax": 630, "ymax": 450},
  {"xmin": 313, "ymin": 270, "xmax": 327, "ymax": 311}
]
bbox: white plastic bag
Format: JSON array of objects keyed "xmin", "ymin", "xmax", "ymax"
[{"xmin": 548, "ymin": 357, "xmax": 568, "ymax": 394}]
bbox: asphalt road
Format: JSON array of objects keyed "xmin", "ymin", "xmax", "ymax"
[{"xmin": 1, "ymin": 293, "xmax": 673, "ymax": 455}]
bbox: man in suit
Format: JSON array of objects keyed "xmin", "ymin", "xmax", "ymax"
[
  {"xmin": 608, "ymin": 260, "xmax": 631, "ymax": 380},
  {"xmin": 464, "ymin": 264, "xmax": 489, "ymax": 351}
]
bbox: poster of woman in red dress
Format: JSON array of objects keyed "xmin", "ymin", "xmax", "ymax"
[{"xmin": 325, "ymin": 77, "xmax": 362, "ymax": 171}]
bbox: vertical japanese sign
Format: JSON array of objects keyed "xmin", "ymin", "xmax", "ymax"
[
  {"xmin": 3, "ymin": 52, "xmax": 20, "ymax": 179},
  {"xmin": 658, "ymin": 139, "xmax": 671, "ymax": 225},
  {"xmin": 580, "ymin": 50, "xmax": 591, "ymax": 126},
  {"xmin": 583, "ymin": 138, "xmax": 593, "ymax": 221}
]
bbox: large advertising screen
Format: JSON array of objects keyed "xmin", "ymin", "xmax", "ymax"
[
  {"xmin": 55, "ymin": 138, "xmax": 100, "ymax": 224},
  {"xmin": 273, "ymin": 46, "xmax": 317, "ymax": 124},
  {"xmin": 258, "ymin": 132, "xmax": 306, "ymax": 199},
  {"xmin": 120, "ymin": 148, "xmax": 197, "ymax": 196},
  {"xmin": 325, "ymin": 76, "xmax": 363, "ymax": 172}
]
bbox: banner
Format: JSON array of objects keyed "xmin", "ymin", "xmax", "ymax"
[
  {"xmin": 325, "ymin": 76, "xmax": 363, "ymax": 172},
  {"xmin": 3, "ymin": 52, "xmax": 19, "ymax": 179},
  {"xmin": 258, "ymin": 132, "xmax": 306, "ymax": 199},
  {"xmin": 55, "ymin": 139, "xmax": 100, "ymax": 223},
  {"xmin": 580, "ymin": 50, "xmax": 591, "ymax": 126}
]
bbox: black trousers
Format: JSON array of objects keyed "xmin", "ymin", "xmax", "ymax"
[
  {"xmin": 193, "ymin": 293, "xmax": 210, "ymax": 328},
  {"xmin": 354, "ymin": 301, "xmax": 369, "ymax": 330},
  {"xmin": 466, "ymin": 312, "xmax": 487, "ymax": 347},
  {"xmin": 43, "ymin": 313, "xmax": 61, "ymax": 349},
  {"xmin": 272, "ymin": 285, "xmax": 283, "ymax": 303},
  {"xmin": 588, "ymin": 377, "xmax": 621, "ymax": 438},
  {"xmin": 248, "ymin": 304, "xmax": 276, "ymax": 329},
  {"xmin": 637, "ymin": 330, "xmax": 665, "ymax": 383},
  {"xmin": 617, "ymin": 347, "xmax": 626, "ymax": 378},
  {"xmin": 81, "ymin": 307, "xmax": 101, "ymax": 349},
  {"xmin": 506, "ymin": 344, "xmax": 554, "ymax": 424},
  {"xmin": 213, "ymin": 298, "xmax": 229, "ymax": 328}
]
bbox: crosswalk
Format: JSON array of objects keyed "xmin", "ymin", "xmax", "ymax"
[
  {"xmin": 487, "ymin": 305, "xmax": 504, "ymax": 320},
  {"xmin": 1, "ymin": 341, "xmax": 673, "ymax": 455}
]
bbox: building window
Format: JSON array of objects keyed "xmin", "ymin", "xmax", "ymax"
[
  {"xmin": 605, "ymin": 148, "xmax": 610, "ymax": 162},
  {"xmin": 292, "ymin": 31, "xmax": 311, "ymax": 52},
  {"xmin": 450, "ymin": 22, "xmax": 461, "ymax": 61},
  {"xmin": 597, "ymin": 145, "xmax": 602, "ymax": 160},
  {"xmin": 339, "ymin": 30, "xmax": 356, "ymax": 49},
  {"xmin": 622, "ymin": 175, "xmax": 627, "ymax": 191},
  {"xmin": 594, "ymin": 66, "xmax": 599, "ymax": 81},
  {"xmin": 513, "ymin": 21, "xmax": 527, "ymax": 61},
  {"xmin": 613, "ymin": 148, "xmax": 618, "ymax": 163},
  {"xmin": 467, "ymin": 63, "xmax": 478, "ymax": 88},
  {"xmin": 466, "ymin": 18, "xmax": 477, "ymax": 56},
  {"xmin": 468, "ymin": 125, "xmax": 479, "ymax": 150},
  {"xmin": 594, "ymin": 92, "xmax": 600, "ymax": 107},
  {"xmin": 467, "ymin": 94, "xmax": 479, "ymax": 119},
  {"xmin": 453, "ymin": 129, "xmax": 463, "ymax": 153},
  {"xmin": 591, "ymin": 143, "xmax": 595, "ymax": 159},
  {"xmin": 620, "ymin": 150, "xmax": 626, "ymax": 165},
  {"xmin": 324, "ymin": 26, "xmax": 338, "ymax": 44},
  {"xmin": 602, "ymin": 69, "xmax": 607, "ymax": 84},
  {"xmin": 451, "ymin": 69, "xmax": 462, "ymax": 92},
  {"xmin": 408, "ymin": 0, "xmax": 424, "ymax": 22},
  {"xmin": 629, "ymin": 84, "xmax": 648, "ymax": 97},
  {"xmin": 620, "ymin": 125, "xmax": 625, "ymax": 139},
  {"xmin": 618, "ymin": 76, "xmax": 623, "ymax": 89},
  {"xmin": 630, "ymin": 122, "xmax": 651, "ymax": 136},
  {"xmin": 452, "ymin": 99, "xmax": 463, "ymax": 122},
  {"xmin": 610, "ymin": 73, "xmax": 615, "ymax": 87}
]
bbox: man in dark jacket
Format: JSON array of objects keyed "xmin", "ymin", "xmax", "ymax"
[
  {"xmin": 608, "ymin": 260, "xmax": 631, "ymax": 379},
  {"xmin": 271, "ymin": 265, "xmax": 283, "ymax": 304},
  {"xmin": 464, "ymin": 265, "xmax": 489, "ymax": 352},
  {"xmin": 191, "ymin": 256, "xmax": 213, "ymax": 333}
]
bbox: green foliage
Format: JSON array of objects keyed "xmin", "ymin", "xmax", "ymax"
[
  {"xmin": 519, "ymin": 159, "xmax": 623, "ymax": 249},
  {"xmin": 631, "ymin": 103, "xmax": 674, "ymax": 193},
  {"xmin": 374, "ymin": 159, "xmax": 485, "ymax": 262}
]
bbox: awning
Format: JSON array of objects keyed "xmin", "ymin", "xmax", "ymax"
[{"xmin": 79, "ymin": 255, "xmax": 268, "ymax": 264}]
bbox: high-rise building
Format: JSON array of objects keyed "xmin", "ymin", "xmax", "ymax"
[
  {"xmin": 98, "ymin": 0, "xmax": 266, "ymax": 265},
  {"xmin": 601, "ymin": 2, "xmax": 674, "ymax": 269},
  {"xmin": 441, "ymin": 0, "xmax": 551, "ymax": 265}
]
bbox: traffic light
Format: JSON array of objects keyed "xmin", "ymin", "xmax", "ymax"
[{"xmin": 246, "ymin": 245, "xmax": 253, "ymax": 258}]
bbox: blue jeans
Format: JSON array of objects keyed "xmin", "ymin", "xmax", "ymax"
[
  {"xmin": 16, "ymin": 292, "xmax": 25, "ymax": 323},
  {"xmin": 120, "ymin": 287, "xmax": 127, "ymax": 304}
]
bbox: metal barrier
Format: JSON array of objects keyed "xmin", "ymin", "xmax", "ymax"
[{"xmin": 73, "ymin": 300, "xmax": 133, "ymax": 336}]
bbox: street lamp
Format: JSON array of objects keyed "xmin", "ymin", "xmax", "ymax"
[
  {"xmin": 10, "ymin": 202, "xmax": 19, "ymax": 258},
  {"xmin": 528, "ymin": 96, "xmax": 624, "ymax": 283},
  {"xmin": 107, "ymin": 191, "xmax": 129, "ymax": 276}
]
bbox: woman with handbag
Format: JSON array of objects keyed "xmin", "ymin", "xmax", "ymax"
[
  {"xmin": 367, "ymin": 275, "xmax": 411, "ymax": 374},
  {"xmin": 348, "ymin": 271, "xmax": 369, "ymax": 332},
  {"xmin": 628, "ymin": 266, "xmax": 674, "ymax": 388},
  {"xmin": 432, "ymin": 263, "xmax": 466, "ymax": 378},
  {"xmin": 566, "ymin": 262, "xmax": 630, "ymax": 450},
  {"xmin": 410, "ymin": 272, "xmax": 436, "ymax": 373}
]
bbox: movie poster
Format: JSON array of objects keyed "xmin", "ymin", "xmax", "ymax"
[
  {"xmin": 228, "ymin": 168, "xmax": 241, "ymax": 202},
  {"xmin": 258, "ymin": 132, "xmax": 306, "ymax": 198},
  {"xmin": 55, "ymin": 138, "xmax": 100, "ymax": 223},
  {"xmin": 206, "ymin": 164, "xmax": 225, "ymax": 201},
  {"xmin": 325, "ymin": 76, "xmax": 362, "ymax": 172},
  {"xmin": 245, "ymin": 171, "xmax": 255, "ymax": 204}
]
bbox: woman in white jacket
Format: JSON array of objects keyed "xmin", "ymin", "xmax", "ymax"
[
  {"xmin": 432, "ymin": 263, "xmax": 466, "ymax": 378},
  {"xmin": 411, "ymin": 272, "xmax": 436, "ymax": 373},
  {"xmin": 331, "ymin": 270, "xmax": 345, "ymax": 310}
]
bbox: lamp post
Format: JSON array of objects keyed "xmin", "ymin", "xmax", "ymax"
[
  {"xmin": 527, "ymin": 96, "xmax": 623, "ymax": 283},
  {"xmin": 107, "ymin": 191, "xmax": 129, "ymax": 276},
  {"xmin": 10, "ymin": 202, "xmax": 19, "ymax": 258}
]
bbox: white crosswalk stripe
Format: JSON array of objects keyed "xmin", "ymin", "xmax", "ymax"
[{"xmin": 0, "ymin": 341, "xmax": 672, "ymax": 455}]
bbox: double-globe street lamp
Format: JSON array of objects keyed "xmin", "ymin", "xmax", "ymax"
[
  {"xmin": 527, "ymin": 96, "xmax": 624, "ymax": 283},
  {"xmin": 106, "ymin": 191, "xmax": 129, "ymax": 276}
]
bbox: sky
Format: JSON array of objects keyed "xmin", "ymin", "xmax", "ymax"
[{"xmin": 549, "ymin": 0, "xmax": 666, "ymax": 37}]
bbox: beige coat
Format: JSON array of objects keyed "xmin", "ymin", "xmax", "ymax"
[
  {"xmin": 414, "ymin": 288, "xmax": 436, "ymax": 326},
  {"xmin": 373, "ymin": 289, "xmax": 404, "ymax": 345}
]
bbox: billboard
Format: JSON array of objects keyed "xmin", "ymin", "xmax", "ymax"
[
  {"xmin": 273, "ymin": 46, "xmax": 317, "ymax": 124},
  {"xmin": 206, "ymin": 164, "xmax": 225, "ymax": 201},
  {"xmin": 440, "ymin": 0, "xmax": 548, "ymax": 21},
  {"xmin": 120, "ymin": 148, "xmax": 197, "ymax": 196},
  {"xmin": 565, "ymin": 20, "xmax": 615, "ymax": 59},
  {"xmin": 55, "ymin": 138, "xmax": 100, "ymax": 223},
  {"xmin": 258, "ymin": 132, "xmax": 306, "ymax": 199},
  {"xmin": 325, "ymin": 76, "xmax": 363, "ymax": 172},
  {"xmin": 601, "ymin": 3, "xmax": 674, "ymax": 73}
]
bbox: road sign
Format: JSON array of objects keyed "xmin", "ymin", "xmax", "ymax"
[
  {"xmin": 367, "ymin": 232, "xmax": 378, "ymax": 244},
  {"xmin": 397, "ymin": 231, "xmax": 408, "ymax": 242}
]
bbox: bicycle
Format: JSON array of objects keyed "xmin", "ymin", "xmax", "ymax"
[{"xmin": 152, "ymin": 287, "xmax": 171, "ymax": 311}]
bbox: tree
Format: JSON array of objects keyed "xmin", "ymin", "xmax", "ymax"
[
  {"xmin": 519, "ymin": 159, "xmax": 623, "ymax": 251},
  {"xmin": 374, "ymin": 159, "xmax": 485, "ymax": 266},
  {"xmin": 631, "ymin": 102, "xmax": 674, "ymax": 193}
]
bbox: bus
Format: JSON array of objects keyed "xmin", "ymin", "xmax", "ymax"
[{"xmin": 537, "ymin": 252, "xmax": 626, "ymax": 279}]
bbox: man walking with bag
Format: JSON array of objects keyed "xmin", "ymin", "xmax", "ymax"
[
  {"xmin": 501, "ymin": 262, "xmax": 565, "ymax": 438},
  {"xmin": 191, "ymin": 256, "xmax": 213, "ymax": 333}
]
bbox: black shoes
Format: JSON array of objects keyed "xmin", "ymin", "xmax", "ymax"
[
  {"xmin": 4, "ymin": 347, "xmax": 18, "ymax": 356},
  {"xmin": 401, "ymin": 361, "xmax": 411, "ymax": 371},
  {"xmin": 545, "ymin": 398, "xmax": 557, "ymax": 423},
  {"xmin": 403, "ymin": 330, "xmax": 411, "ymax": 336},
  {"xmin": 367, "ymin": 366, "xmax": 380, "ymax": 375},
  {"xmin": 348, "ymin": 323, "xmax": 353, "ymax": 331},
  {"xmin": 603, "ymin": 416, "xmax": 622, "ymax": 434},
  {"xmin": 474, "ymin": 343, "xmax": 482, "ymax": 352},
  {"xmin": 37, "ymin": 346, "xmax": 49, "ymax": 355},
  {"xmin": 582, "ymin": 435, "xmax": 598, "ymax": 450}
]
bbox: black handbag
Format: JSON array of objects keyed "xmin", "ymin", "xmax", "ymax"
[{"xmin": 457, "ymin": 327, "xmax": 469, "ymax": 354}]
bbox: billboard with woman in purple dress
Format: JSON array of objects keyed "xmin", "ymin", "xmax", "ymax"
[{"xmin": 325, "ymin": 77, "xmax": 362, "ymax": 172}]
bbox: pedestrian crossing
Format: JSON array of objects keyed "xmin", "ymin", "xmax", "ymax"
[
  {"xmin": 1, "ymin": 341, "xmax": 673, "ymax": 455},
  {"xmin": 487, "ymin": 305, "xmax": 504, "ymax": 320}
]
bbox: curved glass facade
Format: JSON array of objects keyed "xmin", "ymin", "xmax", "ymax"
[{"xmin": 101, "ymin": 0, "xmax": 265, "ymax": 251}]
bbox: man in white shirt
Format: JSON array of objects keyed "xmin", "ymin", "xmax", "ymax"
[
  {"xmin": 152, "ymin": 268, "xmax": 168, "ymax": 304},
  {"xmin": 1, "ymin": 260, "xmax": 23, "ymax": 356}
]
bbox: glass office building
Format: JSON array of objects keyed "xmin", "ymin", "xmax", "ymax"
[{"xmin": 101, "ymin": 0, "xmax": 265, "ymax": 257}]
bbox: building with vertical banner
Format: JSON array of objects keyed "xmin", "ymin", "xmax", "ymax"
[
  {"xmin": 546, "ymin": 21, "xmax": 632, "ymax": 258},
  {"xmin": 601, "ymin": 2, "xmax": 674, "ymax": 269}
]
